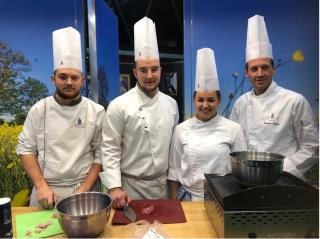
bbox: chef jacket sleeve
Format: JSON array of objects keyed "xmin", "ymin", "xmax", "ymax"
[
  {"xmin": 229, "ymin": 100, "xmax": 240, "ymax": 123},
  {"xmin": 232, "ymin": 124, "xmax": 247, "ymax": 152},
  {"xmin": 99, "ymin": 100, "xmax": 124, "ymax": 189},
  {"xmin": 174, "ymin": 102, "xmax": 179, "ymax": 126},
  {"xmin": 91, "ymin": 109, "xmax": 104, "ymax": 165},
  {"xmin": 168, "ymin": 126, "xmax": 182, "ymax": 182},
  {"xmin": 16, "ymin": 101, "xmax": 44, "ymax": 156},
  {"xmin": 284, "ymin": 95, "xmax": 319, "ymax": 177}
]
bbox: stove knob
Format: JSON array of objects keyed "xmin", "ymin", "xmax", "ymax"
[{"xmin": 248, "ymin": 232, "xmax": 257, "ymax": 238}]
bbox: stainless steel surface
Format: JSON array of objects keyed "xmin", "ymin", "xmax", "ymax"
[
  {"xmin": 230, "ymin": 151, "xmax": 284, "ymax": 186},
  {"xmin": 123, "ymin": 203, "xmax": 136, "ymax": 222},
  {"xmin": 55, "ymin": 192, "xmax": 112, "ymax": 238}
]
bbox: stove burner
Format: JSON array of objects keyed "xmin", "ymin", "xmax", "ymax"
[
  {"xmin": 205, "ymin": 172, "xmax": 318, "ymax": 210},
  {"xmin": 204, "ymin": 172, "xmax": 319, "ymax": 238}
]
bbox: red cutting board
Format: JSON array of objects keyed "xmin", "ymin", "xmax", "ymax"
[{"xmin": 112, "ymin": 199, "xmax": 186, "ymax": 224}]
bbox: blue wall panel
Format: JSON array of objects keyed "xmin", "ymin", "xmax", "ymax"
[{"xmin": 184, "ymin": 0, "xmax": 319, "ymax": 118}]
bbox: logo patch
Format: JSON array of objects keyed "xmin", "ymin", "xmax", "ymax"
[
  {"xmin": 263, "ymin": 113, "xmax": 280, "ymax": 125},
  {"xmin": 72, "ymin": 117, "xmax": 86, "ymax": 128}
]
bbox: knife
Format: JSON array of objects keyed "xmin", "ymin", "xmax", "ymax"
[{"xmin": 123, "ymin": 203, "xmax": 136, "ymax": 222}]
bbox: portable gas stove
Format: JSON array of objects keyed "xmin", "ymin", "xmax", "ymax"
[{"xmin": 204, "ymin": 172, "xmax": 319, "ymax": 238}]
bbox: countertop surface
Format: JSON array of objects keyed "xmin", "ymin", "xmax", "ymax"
[{"xmin": 12, "ymin": 201, "xmax": 217, "ymax": 238}]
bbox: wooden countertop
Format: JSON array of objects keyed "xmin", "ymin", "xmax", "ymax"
[{"xmin": 12, "ymin": 202, "xmax": 217, "ymax": 238}]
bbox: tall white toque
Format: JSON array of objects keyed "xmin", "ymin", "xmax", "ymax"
[
  {"xmin": 134, "ymin": 16, "xmax": 159, "ymax": 61},
  {"xmin": 52, "ymin": 26, "xmax": 82, "ymax": 72},
  {"xmin": 195, "ymin": 48, "xmax": 220, "ymax": 91},
  {"xmin": 246, "ymin": 15, "xmax": 273, "ymax": 62}
]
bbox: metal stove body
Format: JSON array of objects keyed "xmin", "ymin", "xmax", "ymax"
[{"xmin": 204, "ymin": 172, "xmax": 319, "ymax": 238}]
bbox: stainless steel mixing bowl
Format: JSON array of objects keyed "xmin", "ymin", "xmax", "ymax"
[
  {"xmin": 230, "ymin": 151, "xmax": 284, "ymax": 187},
  {"xmin": 55, "ymin": 192, "xmax": 112, "ymax": 238}
]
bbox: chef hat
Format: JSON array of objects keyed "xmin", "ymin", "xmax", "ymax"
[
  {"xmin": 134, "ymin": 16, "xmax": 159, "ymax": 61},
  {"xmin": 195, "ymin": 48, "xmax": 220, "ymax": 91},
  {"xmin": 246, "ymin": 15, "xmax": 273, "ymax": 62},
  {"xmin": 52, "ymin": 26, "xmax": 82, "ymax": 72}
]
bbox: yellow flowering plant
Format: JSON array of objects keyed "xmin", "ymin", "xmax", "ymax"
[{"xmin": 0, "ymin": 123, "xmax": 32, "ymax": 205}]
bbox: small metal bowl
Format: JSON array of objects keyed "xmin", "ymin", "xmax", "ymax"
[
  {"xmin": 230, "ymin": 151, "xmax": 284, "ymax": 187},
  {"xmin": 55, "ymin": 192, "xmax": 112, "ymax": 238}
]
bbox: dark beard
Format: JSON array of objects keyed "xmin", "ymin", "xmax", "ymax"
[
  {"xmin": 55, "ymin": 87, "xmax": 80, "ymax": 100},
  {"xmin": 137, "ymin": 82, "xmax": 158, "ymax": 96}
]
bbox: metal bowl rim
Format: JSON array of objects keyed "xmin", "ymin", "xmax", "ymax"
[
  {"xmin": 55, "ymin": 191, "xmax": 112, "ymax": 218},
  {"xmin": 231, "ymin": 158, "xmax": 284, "ymax": 166},
  {"xmin": 230, "ymin": 150, "xmax": 285, "ymax": 161}
]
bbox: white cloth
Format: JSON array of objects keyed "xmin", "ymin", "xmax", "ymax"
[
  {"xmin": 52, "ymin": 27, "xmax": 82, "ymax": 72},
  {"xmin": 246, "ymin": 15, "xmax": 273, "ymax": 62},
  {"xmin": 17, "ymin": 96, "xmax": 104, "ymax": 187},
  {"xmin": 195, "ymin": 48, "xmax": 219, "ymax": 91},
  {"xmin": 29, "ymin": 180, "xmax": 101, "ymax": 207},
  {"xmin": 134, "ymin": 17, "xmax": 159, "ymax": 61},
  {"xmin": 230, "ymin": 81, "xmax": 319, "ymax": 178},
  {"xmin": 168, "ymin": 115, "xmax": 247, "ymax": 199},
  {"xmin": 121, "ymin": 173, "xmax": 168, "ymax": 200},
  {"xmin": 100, "ymin": 86, "xmax": 179, "ymax": 198}
]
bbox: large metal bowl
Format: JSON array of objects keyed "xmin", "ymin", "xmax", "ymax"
[
  {"xmin": 55, "ymin": 192, "xmax": 112, "ymax": 238},
  {"xmin": 230, "ymin": 151, "xmax": 284, "ymax": 187}
]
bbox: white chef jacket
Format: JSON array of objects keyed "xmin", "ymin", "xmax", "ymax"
[
  {"xmin": 17, "ymin": 96, "xmax": 104, "ymax": 186},
  {"xmin": 230, "ymin": 81, "xmax": 319, "ymax": 178},
  {"xmin": 168, "ymin": 115, "xmax": 247, "ymax": 198},
  {"xmin": 99, "ymin": 86, "xmax": 179, "ymax": 194}
]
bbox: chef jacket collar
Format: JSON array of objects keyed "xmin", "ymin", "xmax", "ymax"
[
  {"xmin": 135, "ymin": 84, "xmax": 159, "ymax": 106},
  {"xmin": 251, "ymin": 80, "xmax": 277, "ymax": 98},
  {"xmin": 193, "ymin": 113, "xmax": 219, "ymax": 128}
]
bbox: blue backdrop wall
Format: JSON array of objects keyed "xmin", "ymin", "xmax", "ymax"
[{"xmin": 183, "ymin": 0, "xmax": 319, "ymax": 119}]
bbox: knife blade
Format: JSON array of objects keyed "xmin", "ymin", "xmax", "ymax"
[{"xmin": 123, "ymin": 203, "xmax": 136, "ymax": 222}]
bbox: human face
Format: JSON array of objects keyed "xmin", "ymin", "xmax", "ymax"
[
  {"xmin": 51, "ymin": 68, "xmax": 83, "ymax": 99},
  {"xmin": 194, "ymin": 91, "xmax": 220, "ymax": 122},
  {"xmin": 133, "ymin": 59, "xmax": 161, "ymax": 97},
  {"xmin": 246, "ymin": 58, "xmax": 275, "ymax": 95}
]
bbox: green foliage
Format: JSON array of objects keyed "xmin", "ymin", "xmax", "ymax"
[
  {"xmin": 14, "ymin": 113, "xmax": 27, "ymax": 125},
  {"xmin": 0, "ymin": 41, "xmax": 49, "ymax": 119},
  {"xmin": 18, "ymin": 77, "xmax": 49, "ymax": 113},
  {"xmin": 0, "ymin": 123, "xmax": 32, "ymax": 201},
  {"xmin": 0, "ymin": 42, "xmax": 31, "ymax": 115}
]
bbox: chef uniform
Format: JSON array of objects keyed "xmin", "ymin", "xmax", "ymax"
[
  {"xmin": 16, "ymin": 27, "xmax": 104, "ymax": 206},
  {"xmin": 229, "ymin": 15, "xmax": 319, "ymax": 178},
  {"xmin": 99, "ymin": 17, "xmax": 179, "ymax": 199},
  {"xmin": 168, "ymin": 48, "xmax": 247, "ymax": 201}
]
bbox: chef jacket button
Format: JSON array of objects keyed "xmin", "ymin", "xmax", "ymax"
[
  {"xmin": 144, "ymin": 126, "xmax": 147, "ymax": 129},
  {"xmin": 142, "ymin": 117, "xmax": 145, "ymax": 119},
  {"xmin": 139, "ymin": 108, "xmax": 142, "ymax": 111}
]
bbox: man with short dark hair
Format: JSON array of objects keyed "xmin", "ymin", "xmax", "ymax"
[
  {"xmin": 230, "ymin": 15, "xmax": 318, "ymax": 179},
  {"xmin": 100, "ymin": 17, "xmax": 179, "ymax": 208},
  {"xmin": 17, "ymin": 27, "xmax": 104, "ymax": 209}
]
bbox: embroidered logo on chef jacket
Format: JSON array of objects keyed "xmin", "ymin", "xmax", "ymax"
[
  {"xmin": 72, "ymin": 117, "xmax": 86, "ymax": 128},
  {"xmin": 263, "ymin": 113, "xmax": 280, "ymax": 125}
]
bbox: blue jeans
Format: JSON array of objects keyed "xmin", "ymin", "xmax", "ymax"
[{"xmin": 176, "ymin": 185, "xmax": 192, "ymax": 201}]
